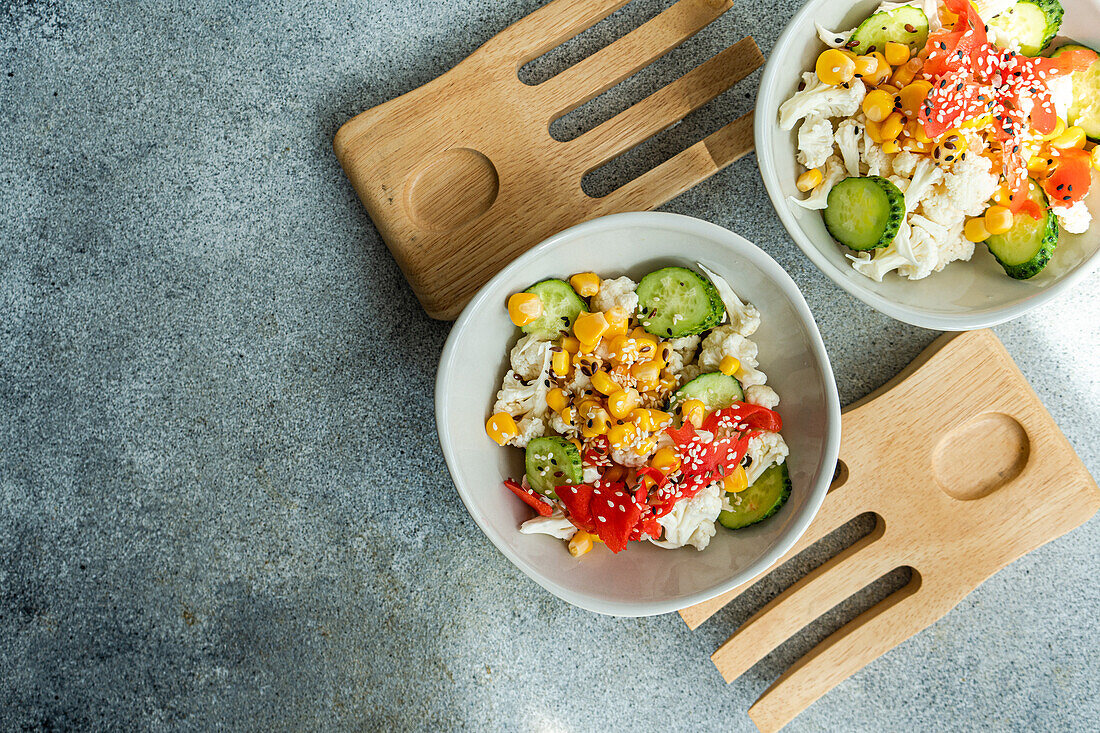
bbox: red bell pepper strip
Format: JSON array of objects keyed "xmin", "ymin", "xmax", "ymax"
[
  {"xmin": 503, "ymin": 479, "xmax": 554, "ymax": 517},
  {"xmin": 587, "ymin": 481, "xmax": 640, "ymax": 553},
  {"xmin": 1043, "ymin": 148, "xmax": 1092, "ymax": 206},
  {"xmin": 556, "ymin": 482, "xmax": 596, "ymax": 532}
]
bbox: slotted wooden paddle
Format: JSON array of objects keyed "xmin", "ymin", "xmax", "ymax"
[
  {"xmin": 680, "ymin": 329, "xmax": 1100, "ymax": 732},
  {"xmin": 334, "ymin": 0, "xmax": 762, "ymax": 319}
]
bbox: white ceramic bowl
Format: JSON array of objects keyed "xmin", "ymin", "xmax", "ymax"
[
  {"xmin": 756, "ymin": 0, "xmax": 1100, "ymax": 330},
  {"xmin": 436, "ymin": 212, "xmax": 841, "ymax": 616}
]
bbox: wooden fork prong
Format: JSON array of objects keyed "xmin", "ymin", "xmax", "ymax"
[
  {"xmin": 710, "ymin": 517, "xmax": 892, "ymax": 683},
  {"xmin": 681, "ymin": 479, "xmax": 863, "ymax": 630},
  {"xmin": 572, "ymin": 37, "xmax": 763, "ymax": 173},
  {"xmin": 536, "ymin": 0, "xmax": 734, "ymax": 119},
  {"xmin": 747, "ymin": 573, "xmax": 928, "ymax": 733},
  {"xmin": 489, "ymin": 0, "xmax": 632, "ymax": 67}
]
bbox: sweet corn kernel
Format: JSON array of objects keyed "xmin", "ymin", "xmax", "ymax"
[
  {"xmin": 905, "ymin": 119, "xmax": 932, "ymax": 144},
  {"xmin": 654, "ymin": 343, "xmax": 672, "ymax": 367},
  {"xmin": 578, "ymin": 339, "xmax": 600, "ymax": 354},
  {"xmin": 865, "ymin": 52, "xmax": 891, "ymax": 86},
  {"xmin": 573, "ymin": 311, "xmax": 608, "ymax": 345},
  {"xmin": 603, "ymin": 465, "xmax": 626, "ymax": 483},
  {"xmin": 591, "ymin": 370, "xmax": 620, "ymax": 395},
  {"xmin": 658, "ymin": 372, "xmax": 678, "ymax": 393},
  {"xmin": 815, "ymin": 49, "xmax": 856, "ymax": 86},
  {"xmin": 507, "ymin": 292, "xmax": 542, "ymax": 327},
  {"xmin": 888, "ymin": 56, "xmax": 923, "ymax": 88},
  {"xmin": 607, "ymin": 422, "xmax": 637, "ymax": 448},
  {"xmin": 634, "ymin": 436, "xmax": 658, "ymax": 456},
  {"xmin": 580, "ymin": 407, "xmax": 611, "ymax": 438},
  {"xmin": 852, "ymin": 54, "xmax": 879, "ymax": 79},
  {"xmin": 560, "ymin": 336, "xmax": 581, "ymax": 353},
  {"xmin": 964, "ymin": 217, "xmax": 991, "ymax": 243},
  {"xmin": 551, "ymin": 349, "xmax": 570, "ymax": 377},
  {"xmin": 629, "ymin": 326, "xmax": 658, "ymax": 346},
  {"xmin": 932, "ymin": 129, "xmax": 967, "ymax": 165},
  {"xmin": 560, "ymin": 407, "xmax": 576, "ymax": 430},
  {"xmin": 629, "ymin": 408, "xmax": 657, "ymax": 431},
  {"xmin": 865, "ymin": 118, "xmax": 884, "ymax": 144},
  {"xmin": 719, "ymin": 355, "xmax": 740, "ymax": 376},
  {"xmin": 546, "ymin": 387, "xmax": 569, "ymax": 413},
  {"xmin": 884, "ymin": 41, "xmax": 910, "ymax": 66},
  {"xmin": 486, "ymin": 412, "xmax": 518, "ymax": 445},
  {"xmin": 880, "ymin": 111, "xmax": 905, "ymax": 141},
  {"xmin": 1092, "ymin": 145, "xmax": 1100, "ymax": 171},
  {"xmin": 861, "ymin": 89, "xmax": 896, "ymax": 123},
  {"xmin": 1051, "ymin": 125, "xmax": 1087, "ymax": 150},
  {"xmin": 631, "ymin": 360, "xmax": 662, "ymax": 391},
  {"xmin": 897, "ymin": 80, "xmax": 932, "ymax": 117},
  {"xmin": 651, "ymin": 447, "xmax": 681, "ymax": 474},
  {"xmin": 568, "ymin": 437, "xmax": 582, "ymax": 452},
  {"xmin": 681, "ymin": 398, "xmax": 705, "ymax": 428},
  {"xmin": 1041, "ymin": 117, "xmax": 1067, "ymax": 142},
  {"xmin": 882, "ymin": 139, "xmax": 901, "ymax": 154},
  {"xmin": 568, "ymin": 530, "xmax": 593, "ymax": 557},
  {"xmin": 1026, "ymin": 155, "xmax": 1050, "ymax": 176},
  {"xmin": 607, "ymin": 388, "xmax": 641, "ymax": 419},
  {"xmin": 839, "ymin": 48, "xmax": 857, "ymax": 60},
  {"xmin": 722, "ymin": 465, "xmax": 749, "ymax": 494},
  {"xmin": 796, "ymin": 168, "xmax": 824, "ymax": 192},
  {"xmin": 604, "ymin": 307, "xmax": 629, "ymax": 337},
  {"xmin": 569, "ymin": 272, "xmax": 601, "ymax": 297},
  {"xmin": 649, "ymin": 409, "xmax": 672, "ymax": 427},
  {"xmin": 984, "ymin": 205, "xmax": 1014, "ymax": 235}
]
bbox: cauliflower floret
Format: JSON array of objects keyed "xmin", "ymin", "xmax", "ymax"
[
  {"xmin": 835, "ymin": 119, "xmax": 863, "ymax": 177},
  {"xmin": 904, "ymin": 157, "xmax": 945, "ymax": 213},
  {"xmin": 920, "ymin": 185, "xmax": 967, "ymax": 229},
  {"xmin": 849, "ymin": 220, "xmax": 923, "ymax": 281},
  {"xmin": 779, "ymin": 73, "xmax": 866, "ymax": 130},
  {"xmin": 611, "ymin": 445, "xmax": 653, "ymax": 468},
  {"xmin": 699, "ymin": 327, "xmax": 766, "ymax": 387},
  {"xmin": 892, "ymin": 150, "xmax": 920, "ymax": 178},
  {"xmin": 1053, "ymin": 200, "xmax": 1092, "ymax": 234},
  {"xmin": 509, "ymin": 334, "xmax": 551, "ymax": 381},
  {"xmin": 520, "ymin": 511, "xmax": 577, "ymax": 540},
  {"xmin": 815, "ymin": 22, "xmax": 854, "ymax": 48},
  {"xmin": 797, "ymin": 116, "xmax": 835, "ymax": 170},
  {"xmin": 698, "ymin": 263, "xmax": 760, "ymax": 336},
  {"xmin": 745, "ymin": 432, "xmax": 790, "ymax": 485},
  {"xmin": 549, "ymin": 410, "xmax": 578, "ymax": 437},
  {"xmin": 792, "ymin": 155, "xmax": 846, "ymax": 210},
  {"xmin": 862, "ymin": 134, "xmax": 894, "ymax": 177},
  {"xmin": 745, "ymin": 385, "xmax": 780, "ymax": 409},
  {"xmin": 513, "ymin": 415, "xmax": 546, "ymax": 448},
  {"xmin": 941, "ymin": 151, "xmax": 999, "ymax": 217},
  {"xmin": 591, "ymin": 276, "xmax": 638, "ymax": 314},
  {"xmin": 651, "ymin": 483, "xmax": 724, "ymax": 550}
]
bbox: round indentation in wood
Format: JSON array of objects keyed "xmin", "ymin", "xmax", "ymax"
[
  {"xmin": 932, "ymin": 412, "xmax": 1029, "ymax": 501},
  {"xmin": 404, "ymin": 148, "xmax": 499, "ymax": 232}
]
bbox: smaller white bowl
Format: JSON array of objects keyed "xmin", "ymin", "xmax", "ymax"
[
  {"xmin": 755, "ymin": 0, "xmax": 1100, "ymax": 331},
  {"xmin": 436, "ymin": 212, "xmax": 841, "ymax": 616}
]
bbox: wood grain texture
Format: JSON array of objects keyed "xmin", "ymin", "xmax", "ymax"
[
  {"xmin": 333, "ymin": 0, "xmax": 759, "ymax": 319},
  {"xmin": 680, "ymin": 329, "xmax": 1100, "ymax": 732}
]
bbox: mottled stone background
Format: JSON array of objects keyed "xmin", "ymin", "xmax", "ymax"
[{"xmin": 1, "ymin": 0, "xmax": 1097, "ymax": 730}]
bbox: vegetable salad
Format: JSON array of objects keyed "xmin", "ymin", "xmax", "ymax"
[
  {"xmin": 485, "ymin": 266, "xmax": 791, "ymax": 557},
  {"xmin": 782, "ymin": 0, "xmax": 1100, "ymax": 281}
]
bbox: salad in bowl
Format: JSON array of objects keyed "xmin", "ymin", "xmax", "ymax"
[
  {"xmin": 485, "ymin": 266, "xmax": 791, "ymax": 557},
  {"xmin": 780, "ymin": 0, "xmax": 1100, "ymax": 281}
]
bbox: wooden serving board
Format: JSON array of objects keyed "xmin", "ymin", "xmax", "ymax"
[
  {"xmin": 680, "ymin": 329, "xmax": 1100, "ymax": 732},
  {"xmin": 334, "ymin": 0, "xmax": 762, "ymax": 319}
]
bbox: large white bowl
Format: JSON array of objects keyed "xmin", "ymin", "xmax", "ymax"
[
  {"xmin": 436, "ymin": 212, "xmax": 841, "ymax": 616},
  {"xmin": 756, "ymin": 0, "xmax": 1100, "ymax": 331}
]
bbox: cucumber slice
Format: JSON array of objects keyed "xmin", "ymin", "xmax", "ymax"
[
  {"xmin": 636, "ymin": 267, "xmax": 725, "ymax": 338},
  {"xmin": 525, "ymin": 437, "xmax": 582, "ymax": 500},
  {"xmin": 668, "ymin": 372, "xmax": 744, "ymax": 414},
  {"xmin": 989, "ymin": 0, "xmax": 1063, "ymax": 56},
  {"xmin": 848, "ymin": 5, "xmax": 928, "ymax": 55},
  {"xmin": 521, "ymin": 279, "xmax": 587, "ymax": 340},
  {"xmin": 1050, "ymin": 44, "xmax": 1100, "ymax": 141},
  {"xmin": 986, "ymin": 179, "xmax": 1058, "ymax": 279},
  {"xmin": 718, "ymin": 462, "xmax": 791, "ymax": 530},
  {"xmin": 823, "ymin": 176, "xmax": 905, "ymax": 251}
]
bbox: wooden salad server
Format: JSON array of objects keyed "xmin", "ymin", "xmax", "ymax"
[
  {"xmin": 680, "ymin": 328, "xmax": 1100, "ymax": 732},
  {"xmin": 334, "ymin": 0, "xmax": 762, "ymax": 319}
]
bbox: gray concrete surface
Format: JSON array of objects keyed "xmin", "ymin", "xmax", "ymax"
[{"xmin": 1, "ymin": 0, "xmax": 1098, "ymax": 730}]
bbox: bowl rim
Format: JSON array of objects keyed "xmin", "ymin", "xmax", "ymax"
[
  {"xmin": 435, "ymin": 211, "xmax": 842, "ymax": 616},
  {"xmin": 754, "ymin": 0, "xmax": 1100, "ymax": 331}
]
